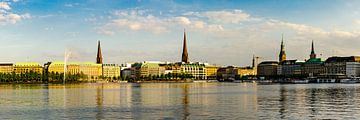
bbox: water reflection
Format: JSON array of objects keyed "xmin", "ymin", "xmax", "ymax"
[{"xmin": 1, "ymin": 83, "xmax": 360, "ymax": 119}]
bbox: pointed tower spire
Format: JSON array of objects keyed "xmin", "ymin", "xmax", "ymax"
[
  {"xmin": 279, "ymin": 34, "xmax": 286, "ymax": 62},
  {"xmin": 181, "ymin": 29, "xmax": 189, "ymax": 63},
  {"xmin": 252, "ymin": 54, "xmax": 255, "ymax": 68},
  {"xmin": 310, "ymin": 40, "xmax": 316, "ymax": 59},
  {"xmin": 96, "ymin": 40, "xmax": 103, "ymax": 64}
]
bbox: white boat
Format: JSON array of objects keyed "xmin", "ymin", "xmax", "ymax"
[
  {"xmin": 340, "ymin": 78, "xmax": 359, "ymax": 84},
  {"xmin": 317, "ymin": 79, "xmax": 336, "ymax": 83},
  {"xmin": 292, "ymin": 79, "xmax": 309, "ymax": 84},
  {"xmin": 193, "ymin": 80, "xmax": 207, "ymax": 83},
  {"xmin": 233, "ymin": 80, "xmax": 242, "ymax": 83},
  {"xmin": 256, "ymin": 80, "xmax": 273, "ymax": 84},
  {"xmin": 207, "ymin": 80, "xmax": 219, "ymax": 83}
]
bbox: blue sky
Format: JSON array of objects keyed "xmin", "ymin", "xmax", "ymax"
[{"xmin": 1, "ymin": 0, "xmax": 360, "ymax": 66}]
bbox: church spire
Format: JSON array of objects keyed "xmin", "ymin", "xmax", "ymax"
[
  {"xmin": 96, "ymin": 40, "xmax": 103, "ymax": 64},
  {"xmin": 181, "ymin": 29, "xmax": 189, "ymax": 63},
  {"xmin": 279, "ymin": 34, "xmax": 286, "ymax": 62},
  {"xmin": 310, "ymin": 40, "xmax": 316, "ymax": 59}
]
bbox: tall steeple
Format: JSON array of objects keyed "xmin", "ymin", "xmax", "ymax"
[
  {"xmin": 96, "ymin": 40, "xmax": 103, "ymax": 64},
  {"xmin": 181, "ymin": 29, "xmax": 189, "ymax": 63},
  {"xmin": 252, "ymin": 54, "xmax": 255, "ymax": 68},
  {"xmin": 279, "ymin": 34, "xmax": 286, "ymax": 62},
  {"xmin": 310, "ymin": 40, "xmax": 316, "ymax": 59}
]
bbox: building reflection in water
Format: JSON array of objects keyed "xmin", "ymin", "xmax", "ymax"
[
  {"xmin": 96, "ymin": 83, "xmax": 104, "ymax": 120},
  {"xmin": 181, "ymin": 84, "xmax": 190, "ymax": 120}
]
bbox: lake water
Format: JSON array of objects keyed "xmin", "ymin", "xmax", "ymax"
[{"xmin": 0, "ymin": 83, "xmax": 360, "ymax": 119}]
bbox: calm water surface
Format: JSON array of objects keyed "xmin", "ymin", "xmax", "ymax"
[{"xmin": 1, "ymin": 83, "xmax": 360, "ymax": 119}]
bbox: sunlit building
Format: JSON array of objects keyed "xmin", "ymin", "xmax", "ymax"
[
  {"xmin": 14, "ymin": 62, "xmax": 43, "ymax": 74},
  {"xmin": 0, "ymin": 63, "xmax": 13, "ymax": 74},
  {"xmin": 103, "ymin": 64, "xmax": 121, "ymax": 79},
  {"xmin": 205, "ymin": 64, "xmax": 219, "ymax": 80},
  {"xmin": 131, "ymin": 61, "xmax": 165, "ymax": 79},
  {"xmin": 48, "ymin": 61, "xmax": 102, "ymax": 79},
  {"xmin": 180, "ymin": 62, "xmax": 206, "ymax": 80}
]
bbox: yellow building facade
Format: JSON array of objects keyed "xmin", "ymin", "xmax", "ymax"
[
  {"xmin": 103, "ymin": 64, "xmax": 121, "ymax": 78},
  {"xmin": 205, "ymin": 64, "xmax": 219, "ymax": 80},
  {"xmin": 48, "ymin": 61, "xmax": 102, "ymax": 79},
  {"xmin": 14, "ymin": 62, "xmax": 43, "ymax": 74},
  {"xmin": 0, "ymin": 63, "xmax": 13, "ymax": 74}
]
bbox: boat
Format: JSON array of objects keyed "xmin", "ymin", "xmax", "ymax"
[
  {"xmin": 256, "ymin": 80, "xmax": 273, "ymax": 84},
  {"xmin": 317, "ymin": 79, "xmax": 336, "ymax": 83},
  {"xmin": 292, "ymin": 79, "xmax": 309, "ymax": 84},
  {"xmin": 207, "ymin": 80, "xmax": 219, "ymax": 83},
  {"xmin": 193, "ymin": 80, "xmax": 207, "ymax": 83},
  {"xmin": 340, "ymin": 78, "xmax": 360, "ymax": 84},
  {"xmin": 233, "ymin": 80, "xmax": 242, "ymax": 83}
]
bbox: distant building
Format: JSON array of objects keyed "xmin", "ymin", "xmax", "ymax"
[
  {"xmin": 103, "ymin": 64, "xmax": 121, "ymax": 79},
  {"xmin": 237, "ymin": 66, "xmax": 256, "ymax": 78},
  {"xmin": 217, "ymin": 66, "xmax": 237, "ymax": 80},
  {"xmin": 324, "ymin": 56, "xmax": 360, "ymax": 78},
  {"xmin": 302, "ymin": 58, "xmax": 324, "ymax": 77},
  {"xmin": 131, "ymin": 62, "xmax": 165, "ymax": 79},
  {"xmin": 180, "ymin": 62, "xmax": 206, "ymax": 80},
  {"xmin": 277, "ymin": 60, "xmax": 303, "ymax": 77},
  {"xmin": 257, "ymin": 61, "xmax": 278, "ymax": 77},
  {"xmin": 14, "ymin": 62, "xmax": 43, "ymax": 74},
  {"xmin": 205, "ymin": 64, "xmax": 219, "ymax": 80},
  {"xmin": 161, "ymin": 63, "xmax": 181, "ymax": 75},
  {"xmin": 0, "ymin": 63, "xmax": 13, "ymax": 74},
  {"xmin": 302, "ymin": 41, "xmax": 325, "ymax": 77},
  {"xmin": 48, "ymin": 61, "xmax": 102, "ymax": 79}
]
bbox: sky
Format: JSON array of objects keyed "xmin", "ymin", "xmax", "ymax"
[{"xmin": 1, "ymin": 0, "xmax": 360, "ymax": 66}]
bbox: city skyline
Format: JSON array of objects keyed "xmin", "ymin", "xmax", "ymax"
[{"xmin": 2, "ymin": 0, "xmax": 360, "ymax": 66}]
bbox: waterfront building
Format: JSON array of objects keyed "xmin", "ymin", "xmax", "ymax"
[
  {"xmin": 161, "ymin": 63, "xmax": 181, "ymax": 75},
  {"xmin": 257, "ymin": 61, "xmax": 278, "ymax": 77},
  {"xmin": 217, "ymin": 66, "xmax": 256, "ymax": 80},
  {"xmin": 120, "ymin": 63, "xmax": 132, "ymax": 80},
  {"xmin": 0, "ymin": 63, "xmax": 13, "ymax": 74},
  {"xmin": 103, "ymin": 64, "xmax": 121, "ymax": 79},
  {"xmin": 237, "ymin": 66, "xmax": 257, "ymax": 78},
  {"xmin": 279, "ymin": 35, "xmax": 286, "ymax": 63},
  {"xmin": 48, "ymin": 61, "xmax": 80, "ymax": 75},
  {"xmin": 79, "ymin": 62, "xmax": 103, "ymax": 79},
  {"xmin": 277, "ymin": 60, "xmax": 304, "ymax": 77},
  {"xmin": 217, "ymin": 66, "xmax": 237, "ymax": 80},
  {"xmin": 131, "ymin": 61, "xmax": 165, "ymax": 79},
  {"xmin": 14, "ymin": 62, "xmax": 43, "ymax": 74},
  {"xmin": 181, "ymin": 29, "xmax": 189, "ymax": 63},
  {"xmin": 302, "ymin": 58, "xmax": 324, "ymax": 77},
  {"xmin": 48, "ymin": 61, "xmax": 102, "ymax": 79},
  {"xmin": 302, "ymin": 41, "xmax": 325, "ymax": 77},
  {"xmin": 180, "ymin": 62, "xmax": 206, "ymax": 80},
  {"xmin": 324, "ymin": 56, "xmax": 360, "ymax": 78},
  {"xmin": 205, "ymin": 64, "xmax": 219, "ymax": 80}
]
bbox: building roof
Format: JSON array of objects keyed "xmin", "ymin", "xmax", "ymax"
[
  {"xmin": 259, "ymin": 61, "xmax": 279, "ymax": 65},
  {"xmin": 14, "ymin": 62, "xmax": 42, "ymax": 66},
  {"xmin": 304, "ymin": 58, "xmax": 323, "ymax": 64},
  {"xmin": 325, "ymin": 56, "xmax": 360, "ymax": 63},
  {"xmin": 0, "ymin": 63, "xmax": 13, "ymax": 66}
]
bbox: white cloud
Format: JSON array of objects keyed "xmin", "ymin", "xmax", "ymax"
[
  {"xmin": 0, "ymin": 2, "xmax": 11, "ymax": 10},
  {"xmin": 201, "ymin": 10, "xmax": 251, "ymax": 24},
  {"xmin": 0, "ymin": 1, "xmax": 30, "ymax": 25},
  {"xmin": 99, "ymin": 9, "xmax": 225, "ymax": 35}
]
